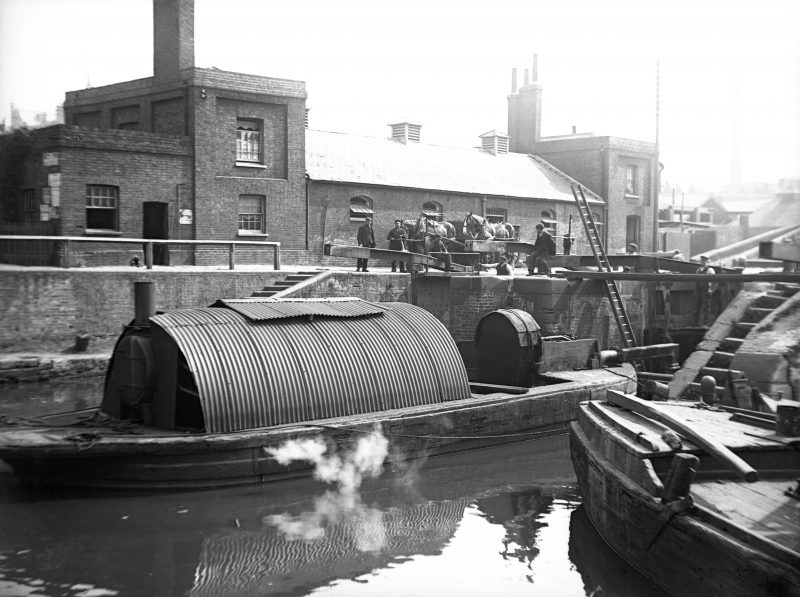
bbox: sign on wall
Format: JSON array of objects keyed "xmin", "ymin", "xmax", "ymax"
[
  {"xmin": 42, "ymin": 152, "xmax": 59, "ymax": 167},
  {"xmin": 180, "ymin": 209, "xmax": 193, "ymax": 225}
]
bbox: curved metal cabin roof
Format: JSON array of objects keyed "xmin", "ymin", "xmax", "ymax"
[{"xmin": 150, "ymin": 300, "xmax": 471, "ymax": 433}]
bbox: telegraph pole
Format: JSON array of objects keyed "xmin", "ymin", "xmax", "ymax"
[{"xmin": 653, "ymin": 59, "xmax": 661, "ymax": 252}]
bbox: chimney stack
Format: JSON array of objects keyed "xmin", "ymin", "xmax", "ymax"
[
  {"xmin": 153, "ymin": 0, "xmax": 195, "ymax": 83},
  {"xmin": 507, "ymin": 54, "xmax": 543, "ymax": 154}
]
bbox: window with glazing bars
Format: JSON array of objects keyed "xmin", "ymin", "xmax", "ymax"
[
  {"xmin": 85, "ymin": 185, "xmax": 119, "ymax": 230},
  {"xmin": 626, "ymin": 165, "xmax": 639, "ymax": 196},
  {"xmin": 236, "ymin": 119, "xmax": 262, "ymax": 163},
  {"xmin": 485, "ymin": 207, "xmax": 507, "ymax": 223},
  {"xmin": 238, "ymin": 195, "xmax": 265, "ymax": 234}
]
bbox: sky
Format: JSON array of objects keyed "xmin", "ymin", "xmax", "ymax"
[{"xmin": 1, "ymin": 0, "xmax": 799, "ymax": 193}]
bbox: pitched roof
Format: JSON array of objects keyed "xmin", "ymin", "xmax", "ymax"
[{"xmin": 305, "ymin": 129, "xmax": 604, "ymax": 205}]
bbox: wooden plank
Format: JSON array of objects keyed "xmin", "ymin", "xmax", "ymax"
[{"xmin": 605, "ymin": 391, "xmax": 759, "ymax": 482}]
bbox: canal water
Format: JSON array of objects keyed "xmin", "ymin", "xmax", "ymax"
[{"xmin": 0, "ymin": 377, "xmax": 669, "ymax": 597}]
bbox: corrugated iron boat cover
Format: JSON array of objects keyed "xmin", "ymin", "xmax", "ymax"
[{"xmin": 102, "ymin": 298, "xmax": 472, "ymax": 433}]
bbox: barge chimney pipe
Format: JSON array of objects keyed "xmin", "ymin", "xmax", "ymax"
[{"xmin": 134, "ymin": 281, "xmax": 156, "ymax": 326}]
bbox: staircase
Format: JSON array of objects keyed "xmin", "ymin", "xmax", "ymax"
[
  {"xmin": 250, "ymin": 270, "xmax": 327, "ymax": 298},
  {"xmin": 571, "ymin": 184, "xmax": 637, "ymax": 348},
  {"xmin": 668, "ymin": 282, "xmax": 800, "ymax": 408}
]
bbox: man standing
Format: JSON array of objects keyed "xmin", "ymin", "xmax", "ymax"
[
  {"xmin": 527, "ymin": 223, "xmax": 555, "ymax": 275},
  {"xmin": 356, "ymin": 216, "xmax": 376, "ymax": 272},
  {"xmin": 386, "ymin": 219, "xmax": 408, "ymax": 272},
  {"xmin": 694, "ymin": 255, "xmax": 717, "ymax": 325}
]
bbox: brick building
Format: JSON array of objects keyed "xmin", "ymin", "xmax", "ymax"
[
  {"xmin": 305, "ymin": 124, "xmax": 606, "ymax": 265},
  {"xmin": 1, "ymin": 0, "xmax": 649, "ymax": 268},
  {"xmin": 0, "ymin": 0, "xmax": 306, "ymax": 266},
  {"xmin": 508, "ymin": 57, "xmax": 659, "ymax": 253}
]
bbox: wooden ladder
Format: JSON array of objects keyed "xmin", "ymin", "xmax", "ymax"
[{"xmin": 571, "ymin": 183, "xmax": 637, "ymax": 348}]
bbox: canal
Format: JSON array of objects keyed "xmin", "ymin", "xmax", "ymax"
[{"xmin": 0, "ymin": 377, "xmax": 669, "ymax": 597}]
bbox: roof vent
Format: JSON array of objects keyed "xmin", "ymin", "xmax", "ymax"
[
  {"xmin": 479, "ymin": 130, "xmax": 509, "ymax": 155},
  {"xmin": 389, "ymin": 119, "xmax": 422, "ymax": 144}
]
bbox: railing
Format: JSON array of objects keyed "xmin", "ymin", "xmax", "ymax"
[{"xmin": 0, "ymin": 236, "xmax": 281, "ymax": 271}]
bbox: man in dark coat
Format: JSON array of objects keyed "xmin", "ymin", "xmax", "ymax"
[
  {"xmin": 386, "ymin": 219, "xmax": 408, "ymax": 272},
  {"xmin": 356, "ymin": 216, "xmax": 376, "ymax": 272},
  {"xmin": 527, "ymin": 223, "xmax": 555, "ymax": 275}
]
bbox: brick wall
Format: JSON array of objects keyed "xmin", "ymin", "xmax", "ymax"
[
  {"xmin": 0, "ymin": 270, "xmax": 643, "ymax": 354},
  {"xmin": 1, "ymin": 270, "xmax": 387, "ymax": 352},
  {"xmin": 308, "ymin": 180, "xmax": 599, "ymax": 266}
]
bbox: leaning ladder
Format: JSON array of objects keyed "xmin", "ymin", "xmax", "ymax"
[{"xmin": 570, "ymin": 184, "xmax": 637, "ymax": 348}]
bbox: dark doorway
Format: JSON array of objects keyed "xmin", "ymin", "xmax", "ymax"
[{"xmin": 143, "ymin": 202, "xmax": 169, "ymax": 265}]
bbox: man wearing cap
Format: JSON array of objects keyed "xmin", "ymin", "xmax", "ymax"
[
  {"xmin": 356, "ymin": 216, "xmax": 376, "ymax": 272},
  {"xmin": 527, "ymin": 223, "xmax": 556, "ymax": 275},
  {"xmin": 386, "ymin": 219, "xmax": 408, "ymax": 272}
]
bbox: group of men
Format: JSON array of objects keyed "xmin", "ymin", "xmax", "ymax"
[
  {"xmin": 356, "ymin": 217, "xmax": 557, "ymax": 275},
  {"xmin": 356, "ymin": 217, "xmax": 415, "ymax": 273}
]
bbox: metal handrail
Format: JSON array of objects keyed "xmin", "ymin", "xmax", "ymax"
[{"xmin": 0, "ymin": 235, "xmax": 281, "ymax": 271}]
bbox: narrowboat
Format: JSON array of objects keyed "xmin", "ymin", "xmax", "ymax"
[
  {"xmin": 570, "ymin": 389, "xmax": 800, "ymax": 597},
  {"xmin": 0, "ymin": 295, "xmax": 636, "ymax": 490}
]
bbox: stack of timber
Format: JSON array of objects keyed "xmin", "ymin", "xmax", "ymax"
[{"xmin": 570, "ymin": 389, "xmax": 800, "ymax": 597}]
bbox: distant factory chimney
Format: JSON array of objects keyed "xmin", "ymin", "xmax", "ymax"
[
  {"xmin": 389, "ymin": 119, "xmax": 422, "ymax": 143},
  {"xmin": 508, "ymin": 54, "xmax": 542, "ymax": 154},
  {"xmin": 153, "ymin": 0, "xmax": 195, "ymax": 83}
]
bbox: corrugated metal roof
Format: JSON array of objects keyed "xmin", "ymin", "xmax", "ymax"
[
  {"xmin": 306, "ymin": 129, "xmax": 605, "ymax": 205},
  {"xmin": 214, "ymin": 297, "xmax": 386, "ymax": 321},
  {"xmin": 150, "ymin": 302, "xmax": 471, "ymax": 433}
]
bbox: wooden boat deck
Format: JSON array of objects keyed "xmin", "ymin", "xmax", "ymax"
[{"xmin": 692, "ymin": 478, "xmax": 800, "ymax": 554}]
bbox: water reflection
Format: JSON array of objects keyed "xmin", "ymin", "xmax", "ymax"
[
  {"xmin": 0, "ymin": 376, "xmax": 104, "ymax": 418},
  {"xmin": 0, "ymin": 381, "xmax": 667, "ymax": 597}
]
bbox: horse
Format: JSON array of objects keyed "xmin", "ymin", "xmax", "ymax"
[
  {"xmin": 462, "ymin": 213, "xmax": 516, "ymax": 264},
  {"xmin": 462, "ymin": 212, "xmax": 514, "ymax": 240},
  {"xmin": 402, "ymin": 215, "xmax": 459, "ymax": 270}
]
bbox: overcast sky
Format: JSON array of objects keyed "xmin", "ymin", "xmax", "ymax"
[{"xmin": 1, "ymin": 0, "xmax": 798, "ymax": 193}]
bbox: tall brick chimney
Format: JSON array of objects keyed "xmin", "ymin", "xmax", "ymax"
[
  {"xmin": 507, "ymin": 54, "xmax": 542, "ymax": 154},
  {"xmin": 153, "ymin": 0, "xmax": 195, "ymax": 83}
]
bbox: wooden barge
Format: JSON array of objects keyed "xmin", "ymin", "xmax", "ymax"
[
  {"xmin": 570, "ymin": 390, "xmax": 800, "ymax": 597},
  {"xmin": 0, "ymin": 296, "xmax": 636, "ymax": 490}
]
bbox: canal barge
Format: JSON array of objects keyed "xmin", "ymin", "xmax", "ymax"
[
  {"xmin": 570, "ymin": 390, "xmax": 800, "ymax": 597},
  {"xmin": 0, "ymin": 296, "xmax": 636, "ymax": 490}
]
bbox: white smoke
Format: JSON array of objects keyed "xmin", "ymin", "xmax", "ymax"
[
  {"xmin": 264, "ymin": 426, "xmax": 390, "ymax": 552},
  {"xmin": 265, "ymin": 425, "xmax": 389, "ymax": 492}
]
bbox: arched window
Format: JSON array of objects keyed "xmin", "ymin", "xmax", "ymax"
[
  {"xmin": 422, "ymin": 201, "xmax": 443, "ymax": 221},
  {"xmin": 349, "ymin": 196, "xmax": 374, "ymax": 222},
  {"xmin": 540, "ymin": 209, "xmax": 557, "ymax": 236}
]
